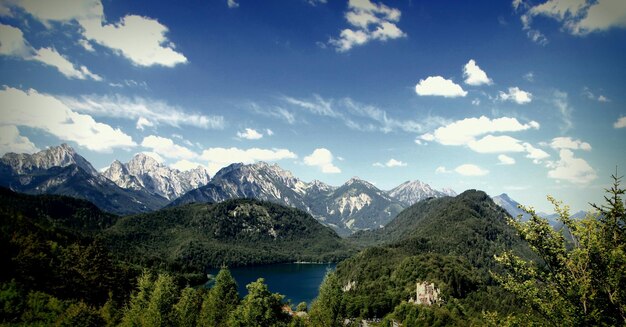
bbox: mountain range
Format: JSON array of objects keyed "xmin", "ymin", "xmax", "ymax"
[
  {"xmin": 492, "ymin": 193, "xmax": 587, "ymax": 227},
  {"xmin": 0, "ymin": 144, "xmax": 456, "ymax": 234}
]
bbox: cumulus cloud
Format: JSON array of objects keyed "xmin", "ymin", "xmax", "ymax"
[
  {"xmin": 373, "ymin": 158, "xmax": 407, "ymax": 168},
  {"xmin": 422, "ymin": 116, "xmax": 539, "ymax": 146},
  {"xmin": 523, "ymin": 143, "xmax": 550, "ymax": 163},
  {"xmin": 468, "ymin": 135, "xmax": 526, "ymax": 153},
  {"xmin": 435, "ymin": 166, "xmax": 450, "ymax": 174},
  {"xmin": 304, "ymin": 148, "xmax": 341, "ymax": 173},
  {"xmin": 2, "ymin": 0, "xmax": 187, "ymax": 67},
  {"xmin": 547, "ymin": 149, "xmax": 597, "ymax": 184},
  {"xmin": 419, "ymin": 116, "xmax": 547, "ymax": 163},
  {"xmin": 141, "ymin": 135, "xmax": 198, "ymax": 160},
  {"xmin": 62, "ymin": 94, "xmax": 224, "ymax": 130},
  {"xmin": 330, "ymin": 0, "xmax": 406, "ymax": 52},
  {"xmin": 0, "ymin": 125, "xmax": 39, "ymax": 155},
  {"xmin": 455, "ymin": 164, "xmax": 489, "ymax": 176},
  {"xmin": 200, "ymin": 147, "xmax": 297, "ymax": 176},
  {"xmin": 463, "ymin": 59, "xmax": 492, "ymax": 86},
  {"xmin": 0, "ymin": 87, "xmax": 135, "ymax": 152},
  {"xmin": 550, "ymin": 137, "xmax": 591, "ymax": 151},
  {"xmin": 614, "ymin": 116, "xmax": 626, "ymax": 129},
  {"xmin": 237, "ymin": 128, "xmax": 263, "ymax": 140},
  {"xmin": 0, "ymin": 23, "xmax": 101, "ymax": 80},
  {"xmin": 519, "ymin": 0, "xmax": 626, "ymax": 37},
  {"xmin": 0, "ymin": 23, "xmax": 32, "ymax": 57},
  {"xmin": 498, "ymin": 154, "xmax": 516, "ymax": 165},
  {"xmin": 415, "ymin": 76, "xmax": 468, "ymax": 98},
  {"xmin": 498, "ymin": 87, "xmax": 532, "ymax": 104}
]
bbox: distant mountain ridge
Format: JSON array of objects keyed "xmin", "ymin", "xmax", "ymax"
[
  {"xmin": 103, "ymin": 153, "xmax": 210, "ymax": 200},
  {"xmin": 1, "ymin": 144, "xmax": 455, "ymax": 234},
  {"xmin": 0, "ymin": 145, "xmax": 168, "ymax": 215},
  {"xmin": 492, "ymin": 193, "xmax": 587, "ymax": 227}
]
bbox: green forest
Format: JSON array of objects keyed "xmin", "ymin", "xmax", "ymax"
[{"xmin": 1, "ymin": 174, "xmax": 625, "ymax": 326}]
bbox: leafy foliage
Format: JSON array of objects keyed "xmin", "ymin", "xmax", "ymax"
[{"xmin": 495, "ymin": 173, "xmax": 626, "ymax": 326}]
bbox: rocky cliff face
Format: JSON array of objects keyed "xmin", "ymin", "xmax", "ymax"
[
  {"xmin": 103, "ymin": 153, "xmax": 210, "ymax": 200},
  {"xmin": 388, "ymin": 180, "xmax": 454, "ymax": 207}
]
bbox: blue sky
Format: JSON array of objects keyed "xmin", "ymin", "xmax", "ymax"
[{"xmin": 0, "ymin": 0, "xmax": 625, "ymax": 212}]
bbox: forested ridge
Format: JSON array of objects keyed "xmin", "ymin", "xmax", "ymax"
[{"xmin": 1, "ymin": 174, "xmax": 625, "ymax": 326}]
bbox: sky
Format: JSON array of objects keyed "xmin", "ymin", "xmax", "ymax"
[{"xmin": 0, "ymin": 0, "xmax": 625, "ymax": 213}]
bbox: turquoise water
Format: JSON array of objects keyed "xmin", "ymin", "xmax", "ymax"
[{"xmin": 208, "ymin": 263, "xmax": 336, "ymax": 306}]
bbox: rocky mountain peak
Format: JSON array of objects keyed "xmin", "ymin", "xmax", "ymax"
[{"xmin": 1, "ymin": 143, "xmax": 98, "ymax": 176}]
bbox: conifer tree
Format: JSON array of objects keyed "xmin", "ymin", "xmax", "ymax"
[{"xmin": 198, "ymin": 266, "xmax": 239, "ymax": 326}]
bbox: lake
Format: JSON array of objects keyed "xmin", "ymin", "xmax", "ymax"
[{"xmin": 208, "ymin": 263, "xmax": 336, "ymax": 306}]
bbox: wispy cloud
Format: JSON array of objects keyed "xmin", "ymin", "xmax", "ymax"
[
  {"xmin": 282, "ymin": 94, "xmax": 425, "ymax": 133},
  {"xmin": 62, "ymin": 94, "xmax": 225, "ymax": 130}
]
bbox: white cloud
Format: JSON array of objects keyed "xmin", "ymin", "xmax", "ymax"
[
  {"xmin": 516, "ymin": 0, "xmax": 626, "ymax": 42},
  {"xmin": 2, "ymin": 0, "xmax": 187, "ymax": 67},
  {"xmin": 250, "ymin": 103, "xmax": 296, "ymax": 125},
  {"xmin": 237, "ymin": 128, "xmax": 263, "ymax": 140},
  {"xmin": 330, "ymin": 0, "xmax": 405, "ymax": 52},
  {"xmin": 550, "ymin": 137, "xmax": 591, "ymax": 151},
  {"xmin": 523, "ymin": 142, "xmax": 550, "ymax": 163},
  {"xmin": 0, "ymin": 23, "xmax": 32, "ymax": 57},
  {"xmin": 498, "ymin": 87, "xmax": 532, "ymax": 104},
  {"xmin": 614, "ymin": 116, "xmax": 626, "ymax": 128},
  {"xmin": 435, "ymin": 166, "xmax": 450, "ymax": 174},
  {"xmin": 415, "ymin": 76, "xmax": 468, "ymax": 98},
  {"xmin": 307, "ymin": 0, "xmax": 327, "ymax": 6},
  {"xmin": 547, "ymin": 149, "xmax": 597, "ymax": 184},
  {"xmin": 304, "ymin": 148, "xmax": 341, "ymax": 173},
  {"xmin": 468, "ymin": 135, "xmax": 526, "ymax": 153},
  {"xmin": 553, "ymin": 91, "xmax": 573, "ymax": 132},
  {"xmin": 427, "ymin": 116, "xmax": 539, "ymax": 146},
  {"xmin": 0, "ymin": 23, "xmax": 101, "ymax": 81},
  {"xmin": 0, "ymin": 125, "xmax": 39, "ymax": 155},
  {"xmin": 455, "ymin": 164, "xmax": 489, "ymax": 176},
  {"xmin": 141, "ymin": 135, "xmax": 198, "ymax": 160},
  {"xmin": 498, "ymin": 154, "xmax": 516, "ymax": 165},
  {"xmin": 373, "ymin": 158, "xmax": 407, "ymax": 168},
  {"xmin": 80, "ymin": 15, "xmax": 187, "ymax": 67},
  {"xmin": 33, "ymin": 47, "xmax": 102, "ymax": 80},
  {"xmin": 266, "ymin": 129, "xmax": 274, "ymax": 136},
  {"xmin": 227, "ymin": 0, "xmax": 239, "ymax": 8},
  {"xmin": 136, "ymin": 117, "xmax": 154, "ymax": 130},
  {"xmin": 472, "ymin": 98, "xmax": 480, "ymax": 106},
  {"xmin": 62, "ymin": 94, "xmax": 224, "ymax": 130},
  {"xmin": 0, "ymin": 87, "xmax": 135, "ymax": 152},
  {"xmin": 421, "ymin": 116, "xmax": 547, "ymax": 163},
  {"xmin": 171, "ymin": 159, "xmax": 205, "ymax": 172},
  {"xmin": 583, "ymin": 87, "xmax": 610, "ymax": 103},
  {"xmin": 524, "ymin": 72, "xmax": 535, "ymax": 82},
  {"xmin": 200, "ymin": 147, "xmax": 297, "ymax": 176},
  {"xmin": 463, "ymin": 59, "xmax": 492, "ymax": 86},
  {"xmin": 283, "ymin": 95, "xmax": 424, "ymax": 133}
]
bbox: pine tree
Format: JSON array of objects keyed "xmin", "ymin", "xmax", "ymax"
[
  {"xmin": 228, "ymin": 278, "xmax": 290, "ymax": 327},
  {"xmin": 198, "ymin": 266, "xmax": 239, "ymax": 326},
  {"xmin": 308, "ymin": 272, "xmax": 344, "ymax": 327},
  {"xmin": 173, "ymin": 286, "xmax": 202, "ymax": 327}
]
